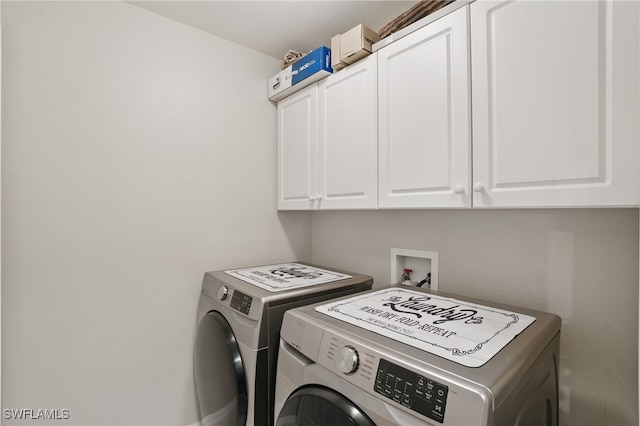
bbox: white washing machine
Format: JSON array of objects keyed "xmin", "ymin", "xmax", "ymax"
[
  {"xmin": 275, "ymin": 285, "xmax": 561, "ymax": 426},
  {"xmin": 194, "ymin": 262, "xmax": 373, "ymax": 426}
]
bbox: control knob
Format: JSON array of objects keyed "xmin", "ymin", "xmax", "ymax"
[
  {"xmin": 336, "ymin": 346, "xmax": 359, "ymax": 374},
  {"xmin": 217, "ymin": 285, "xmax": 229, "ymax": 301}
]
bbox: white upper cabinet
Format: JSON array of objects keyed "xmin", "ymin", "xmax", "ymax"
[
  {"xmin": 471, "ymin": 0, "xmax": 639, "ymax": 208},
  {"xmin": 277, "ymin": 0, "xmax": 639, "ymax": 210},
  {"xmin": 318, "ymin": 54, "xmax": 378, "ymax": 209},
  {"xmin": 378, "ymin": 5, "xmax": 471, "ymax": 208},
  {"xmin": 278, "ymin": 85, "xmax": 318, "ymax": 210},
  {"xmin": 277, "ymin": 54, "xmax": 378, "ymax": 210},
  {"xmin": 277, "ymin": 84, "xmax": 317, "ymax": 210}
]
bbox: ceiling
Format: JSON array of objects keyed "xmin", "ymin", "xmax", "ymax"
[{"xmin": 128, "ymin": 1, "xmax": 419, "ymax": 60}]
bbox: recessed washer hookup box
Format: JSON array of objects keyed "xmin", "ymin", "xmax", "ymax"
[{"xmin": 268, "ymin": 46, "xmax": 333, "ymax": 102}]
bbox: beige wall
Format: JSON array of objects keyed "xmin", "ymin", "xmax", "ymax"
[
  {"xmin": 1, "ymin": 2, "xmax": 310, "ymax": 425},
  {"xmin": 311, "ymin": 209, "xmax": 639, "ymax": 425}
]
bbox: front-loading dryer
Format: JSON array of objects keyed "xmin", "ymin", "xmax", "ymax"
[
  {"xmin": 275, "ymin": 285, "xmax": 561, "ymax": 426},
  {"xmin": 194, "ymin": 262, "xmax": 373, "ymax": 426}
]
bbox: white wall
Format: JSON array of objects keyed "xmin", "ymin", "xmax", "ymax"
[
  {"xmin": 1, "ymin": 2, "xmax": 310, "ymax": 425},
  {"xmin": 311, "ymin": 209, "xmax": 639, "ymax": 426},
  {"xmin": 0, "ymin": 2, "xmax": 3, "ymax": 418}
]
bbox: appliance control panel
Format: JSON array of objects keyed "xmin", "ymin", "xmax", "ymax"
[
  {"xmin": 375, "ymin": 358, "xmax": 448, "ymax": 423},
  {"xmin": 230, "ymin": 290, "xmax": 253, "ymax": 315},
  {"xmin": 201, "ymin": 274, "xmax": 262, "ymax": 321},
  {"xmin": 316, "ymin": 328, "xmax": 457, "ymax": 424}
]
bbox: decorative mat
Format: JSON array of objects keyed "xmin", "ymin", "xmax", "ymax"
[
  {"xmin": 316, "ymin": 287, "xmax": 535, "ymax": 367},
  {"xmin": 225, "ymin": 263, "xmax": 351, "ymax": 293}
]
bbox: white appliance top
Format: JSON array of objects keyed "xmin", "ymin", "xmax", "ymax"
[
  {"xmin": 315, "ymin": 287, "xmax": 536, "ymax": 367},
  {"xmin": 224, "ymin": 263, "xmax": 352, "ymax": 293}
]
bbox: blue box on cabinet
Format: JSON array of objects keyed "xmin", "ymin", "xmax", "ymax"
[
  {"xmin": 291, "ymin": 45, "xmax": 332, "ymax": 84},
  {"xmin": 268, "ymin": 46, "xmax": 333, "ymax": 101}
]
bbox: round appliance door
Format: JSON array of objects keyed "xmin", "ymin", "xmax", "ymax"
[
  {"xmin": 195, "ymin": 311, "xmax": 247, "ymax": 426},
  {"xmin": 276, "ymin": 386, "xmax": 375, "ymax": 426}
]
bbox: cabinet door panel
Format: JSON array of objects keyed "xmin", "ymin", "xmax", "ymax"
[
  {"xmin": 471, "ymin": 0, "xmax": 639, "ymax": 207},
  {"xmin": 277, "ymin": 86, "xmax": 317, "ymax": 210},
  {"xmin": 378, "ymin": 6, "xmax": 471, "ymax": 208},
  {"xmin": 318, "ymin": 55, "xmax": 378, "ymax": 209}
]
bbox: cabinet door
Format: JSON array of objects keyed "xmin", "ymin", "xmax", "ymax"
[
  {"xmin": 378, "ymin": 5, "xmax": 471, "ymax": 209},
  {"xmin": 318, "ymin": 54, "xmax": 378, "ymax": 209},
  {"xmin": 277, "ymin": 85, "xmax": 318, "ymax": 210},
  {"xmin": 471, "ymin": 0, "xmax": 639, "ymax": 208}
]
